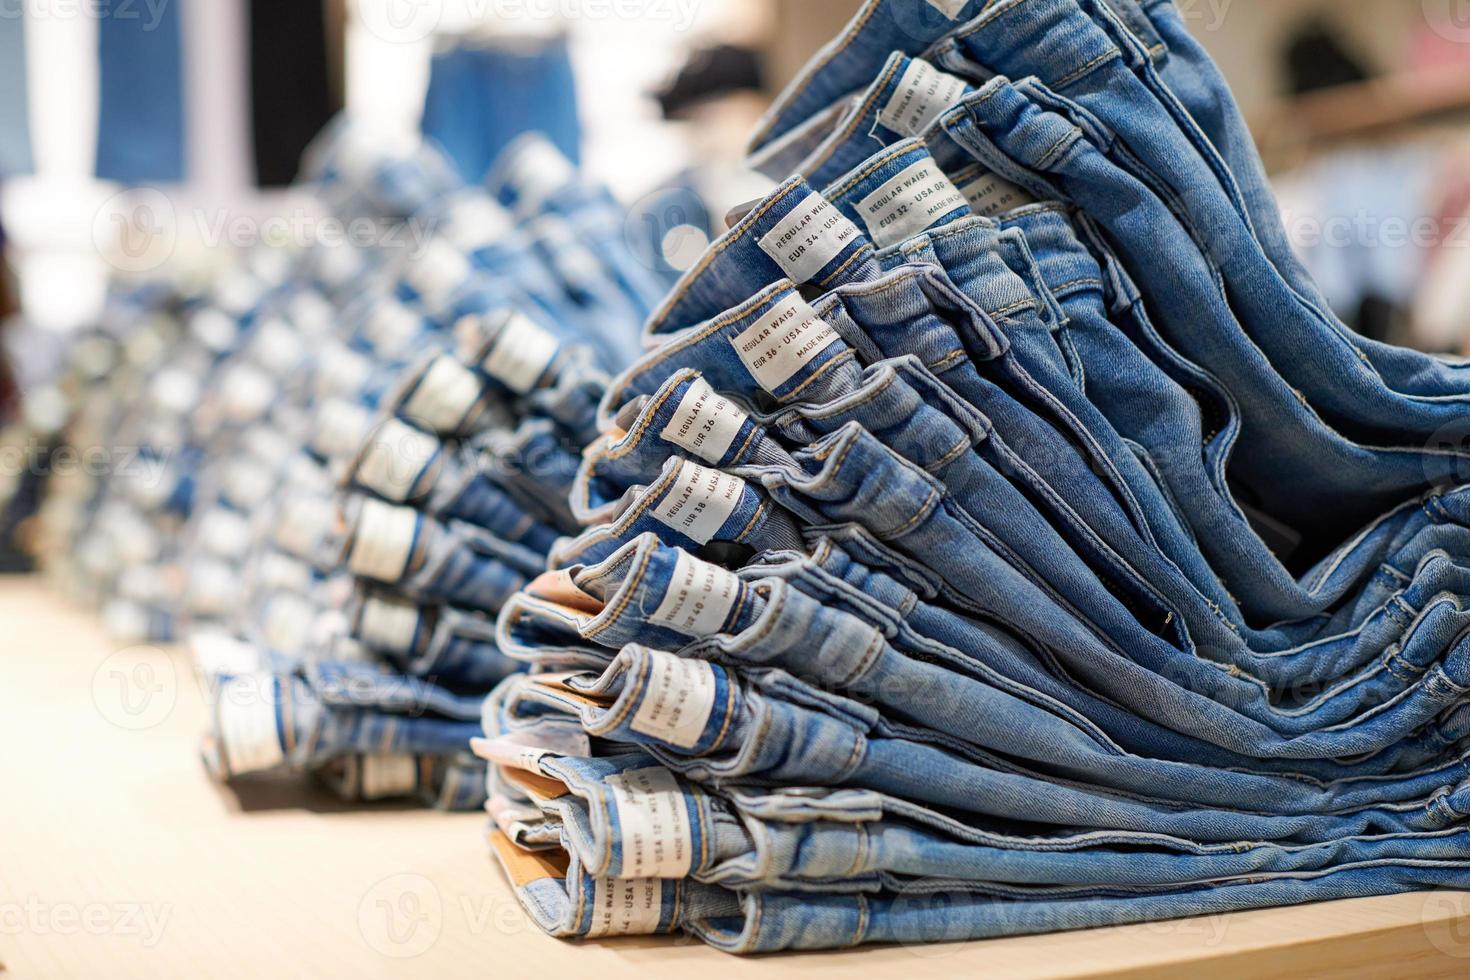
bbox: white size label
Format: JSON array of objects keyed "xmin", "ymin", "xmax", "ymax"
[
  {"xmin": 349, "ymin": 499, "xmax": 419, "ymax": 582},
  {"xmin": 630, "ymin": 651, "xmax": 718, "ymax": 750},
  {"xmin": 649, "ymin": 461, "xmax": 743, "ymax": 544},
  {"xmin": 442, "ymin": 195, "xmax": 515, "ymax": 253},
  {"xmin": 660, "ymin": 378, "xmax": 746, "ymax": 463},
  {"xmin": 586, "ymin": 877, "xmax": 662, "ymax": 937},
  {"xmin": 401, "ymin": 356, "xmax": 482, "ymax": 434},
  {"xmin": 925, "ymin": 0, "xmax": 970, "ymax": 17},
  {"xmin": 263, "ymin": 594, "xmax": 315, "ymax": 653},
  {"xmin": 356, "ymin": 418, "xmax": 440, "ymax": 502},
  {"xmin": 878, "ymin": 59, "xmax": 968, "ymax": 137},
  {"xmin": 360, "ymin": 754, "xmax": 419, "ymax": 798},
  {"xmin": 472, "ymin": 727, "xmax": 591, "ymax": 771},
  {"xmin": 405, "ymin": 240, "xmax": 471, "ymax": 310},
  {"xmin": 855, "ymin": 158, "xmax": 967, "ymax": 247},
  {"xmin": 959, "ymin": 171, "xmax": 1037, "ymax": 217},
  {"xmin": 757, "ymin": 192, "xmax": 862, "ymax": 283},
  {"xmin": 218, "ymin": 676, "xmax": 286, "ymax": 775},
  {"xmin": 481, "ymin": 312, "xmax": 559, "ymax": 394},
  {"xmin": 649, "ymin": 549, "xmax": 740, "ymax": 636},
  {"xmin": 200, "ymin": 508, "xmax": 252, "ymax": 559},
  {"xmin": 356, "ymin": 594, "xmax": 423, "ymax": 654},
  {"xmin": 312, "ymin": 399, "xmax": 373, "ymax": 461},
  {"xmin": 366, "ymin": 303, "xmax": 422, "ymax": 357},
  {"xmin": 274, "ymin": 495, "xmax": 335, "ymax": 559},
  {"xmin": 729, "ymin": 295, "xmax": 839, "ymax": 392},
  {"xmin": 606, "ymin": 767, "xmax": 695, "ymax": 879},
  {"xmin": 503, "ymin": 138, "xmax": 576, "ymax": 214}
]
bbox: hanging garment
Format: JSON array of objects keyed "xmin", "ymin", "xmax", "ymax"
[{"xmin": 96, "ymin": 0, "xmax": 185, "ymax": 184}]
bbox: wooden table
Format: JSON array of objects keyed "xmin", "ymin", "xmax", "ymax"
[{"xmin": 5, "ymin": 577, "xmax": 1469, "ymax": 978}]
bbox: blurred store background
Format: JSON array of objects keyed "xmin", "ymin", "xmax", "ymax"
[{"xmin": 3, "ymin": 0, "xmax": 1470, "ymax": 547}]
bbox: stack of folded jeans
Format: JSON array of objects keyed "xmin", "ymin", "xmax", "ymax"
[
  {"xmin": 474, "ymin": 0, "xmax": 1470, "ymax": 953},
  {"xmin": 30, "ymin": 126, "xmax": 655, "ymax": 809}
]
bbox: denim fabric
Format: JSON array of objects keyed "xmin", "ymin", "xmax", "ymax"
[
  {"xmin": 203, "ymin": 660, "xmax": 486, "ymax": 780},
  {"xmin": 421, "ymin": 35, "xmax": 580, "ymax": 184},
  {"xmin": 95, "ymin": 0, "xmax": 185, "ymax": 184},
  {"xmin": 533, "ymin": 533, "xmax": 1470, "ymax": 811},
  {"xmin": 938, "ymin": 82, "xmax": 1470, "ymax": 551},
  {"xmin": 348, "ymin": 587, "xmax": 522, "ymax": 689},
  {"xmin": 745, "ymin": 0, "xmax": 991, "ymax": 170},
  {"xmin": 0, "ymin": 11, "xmax": 32, "ymax": 176},
  {"xmin": 513, "ymin": 648, "xmax": 1470, "ymax": 843}
]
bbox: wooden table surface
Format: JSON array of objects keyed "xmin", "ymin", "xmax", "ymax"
[{"xmin": 6, "ymin": 576, "xmax": 1470, "ymax": 979}]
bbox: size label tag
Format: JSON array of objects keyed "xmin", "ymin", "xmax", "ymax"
[
  {"xmin": 356, "ymin": 594, "xmax": 423, "ymax": 654},
  {"xmin": 405, "ymin": 240, "xmax": 471, "ymax": 310},
  {"xmin": 648, "ymin": 549, "xmax": 740, "ymax": 636},
  {"xmin": 649, "ymin": 461, "xmax": 743, "ymax": 544},
  {"xmin": 586, "ymin": 878, "xmax": 662, "ymax": 937},
  {"xmin": 503, "ymin": 139, "xmax": 576, "ymax": 214},
  {"xmin": 263, "ymin": 594, "xmax": 315, "ymax": 653},
  {"xmin": 925, "ymin": 0, "xmax": 970, "ymax": 16},
  {"xmin": 959, "ymin": 171, "xmax": 1037, "ymax": 217},
  {"xmin": 606, "ymin": 767, "xmax": 695, "ymax": 878},
  {"xmin": 357, "ymin": 418, "xmax": 440, "ymax": 502},
  {"xmin": 472, "ymin": 728, "xmax": 591, "ymax": 772},
  {"xmin": 630, "ymin": 651, "xmax": 717, "ymax": 750},
  {"xmin": 756, "ymin": 192, "xmax": 861, "ymax": 283},
  {"xmin": 274, "ymin": 495, "xmax": 334, "ymax": 559},
  {"xmin": 225, "ymin": 459, "xmax": 276, "ymax": 508},
  {"xmin": 480, "ymin": 312, "xmax": 559, "ymax": 394},
  {"xmin": 200, "ymin": 507, "xmax": 252, "ymax": 559},
  {"xmin": 349, "ymin": 499, "xmax": 419, "ymax": 582},
  {"xmin": 659, "ymin": 378, "xmax": 746, "ymax": 463},
  {"xmin": 366, "ymin": 304, "xmax": 422, "ymax": 357},
  {"xmin": 401, "ymin": 356, "xmax": 482, "ymax": 434},
  {"xmin": 856, "ymin": 158, "xmax": 967, "ymax": 247},
  {"xmin": 442, "ymin": 196, "xmax": 515, "ymax": 253},
  {"xmin": 359, "ymin": 754, "xmax": 419, "ymax": 798},
  {"xmin": 878, "ymin": 59, "xmax": 968, "ymax": 137},
  {"xmin": 730, "ymin": 295, "xmax": 839, "ymax": 392},
  {"xmin": 218, "ymin": 676, "xmax": 286, "ymax": 775}
]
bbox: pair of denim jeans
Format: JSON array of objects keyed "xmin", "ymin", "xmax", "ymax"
[
  {"xmin": 40, "ymin": 126, "xmax": 664, "ymax": 810},
  {"xmin": 478, "ymin": 0, "xmax": 1470, "ymax": 950}
]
